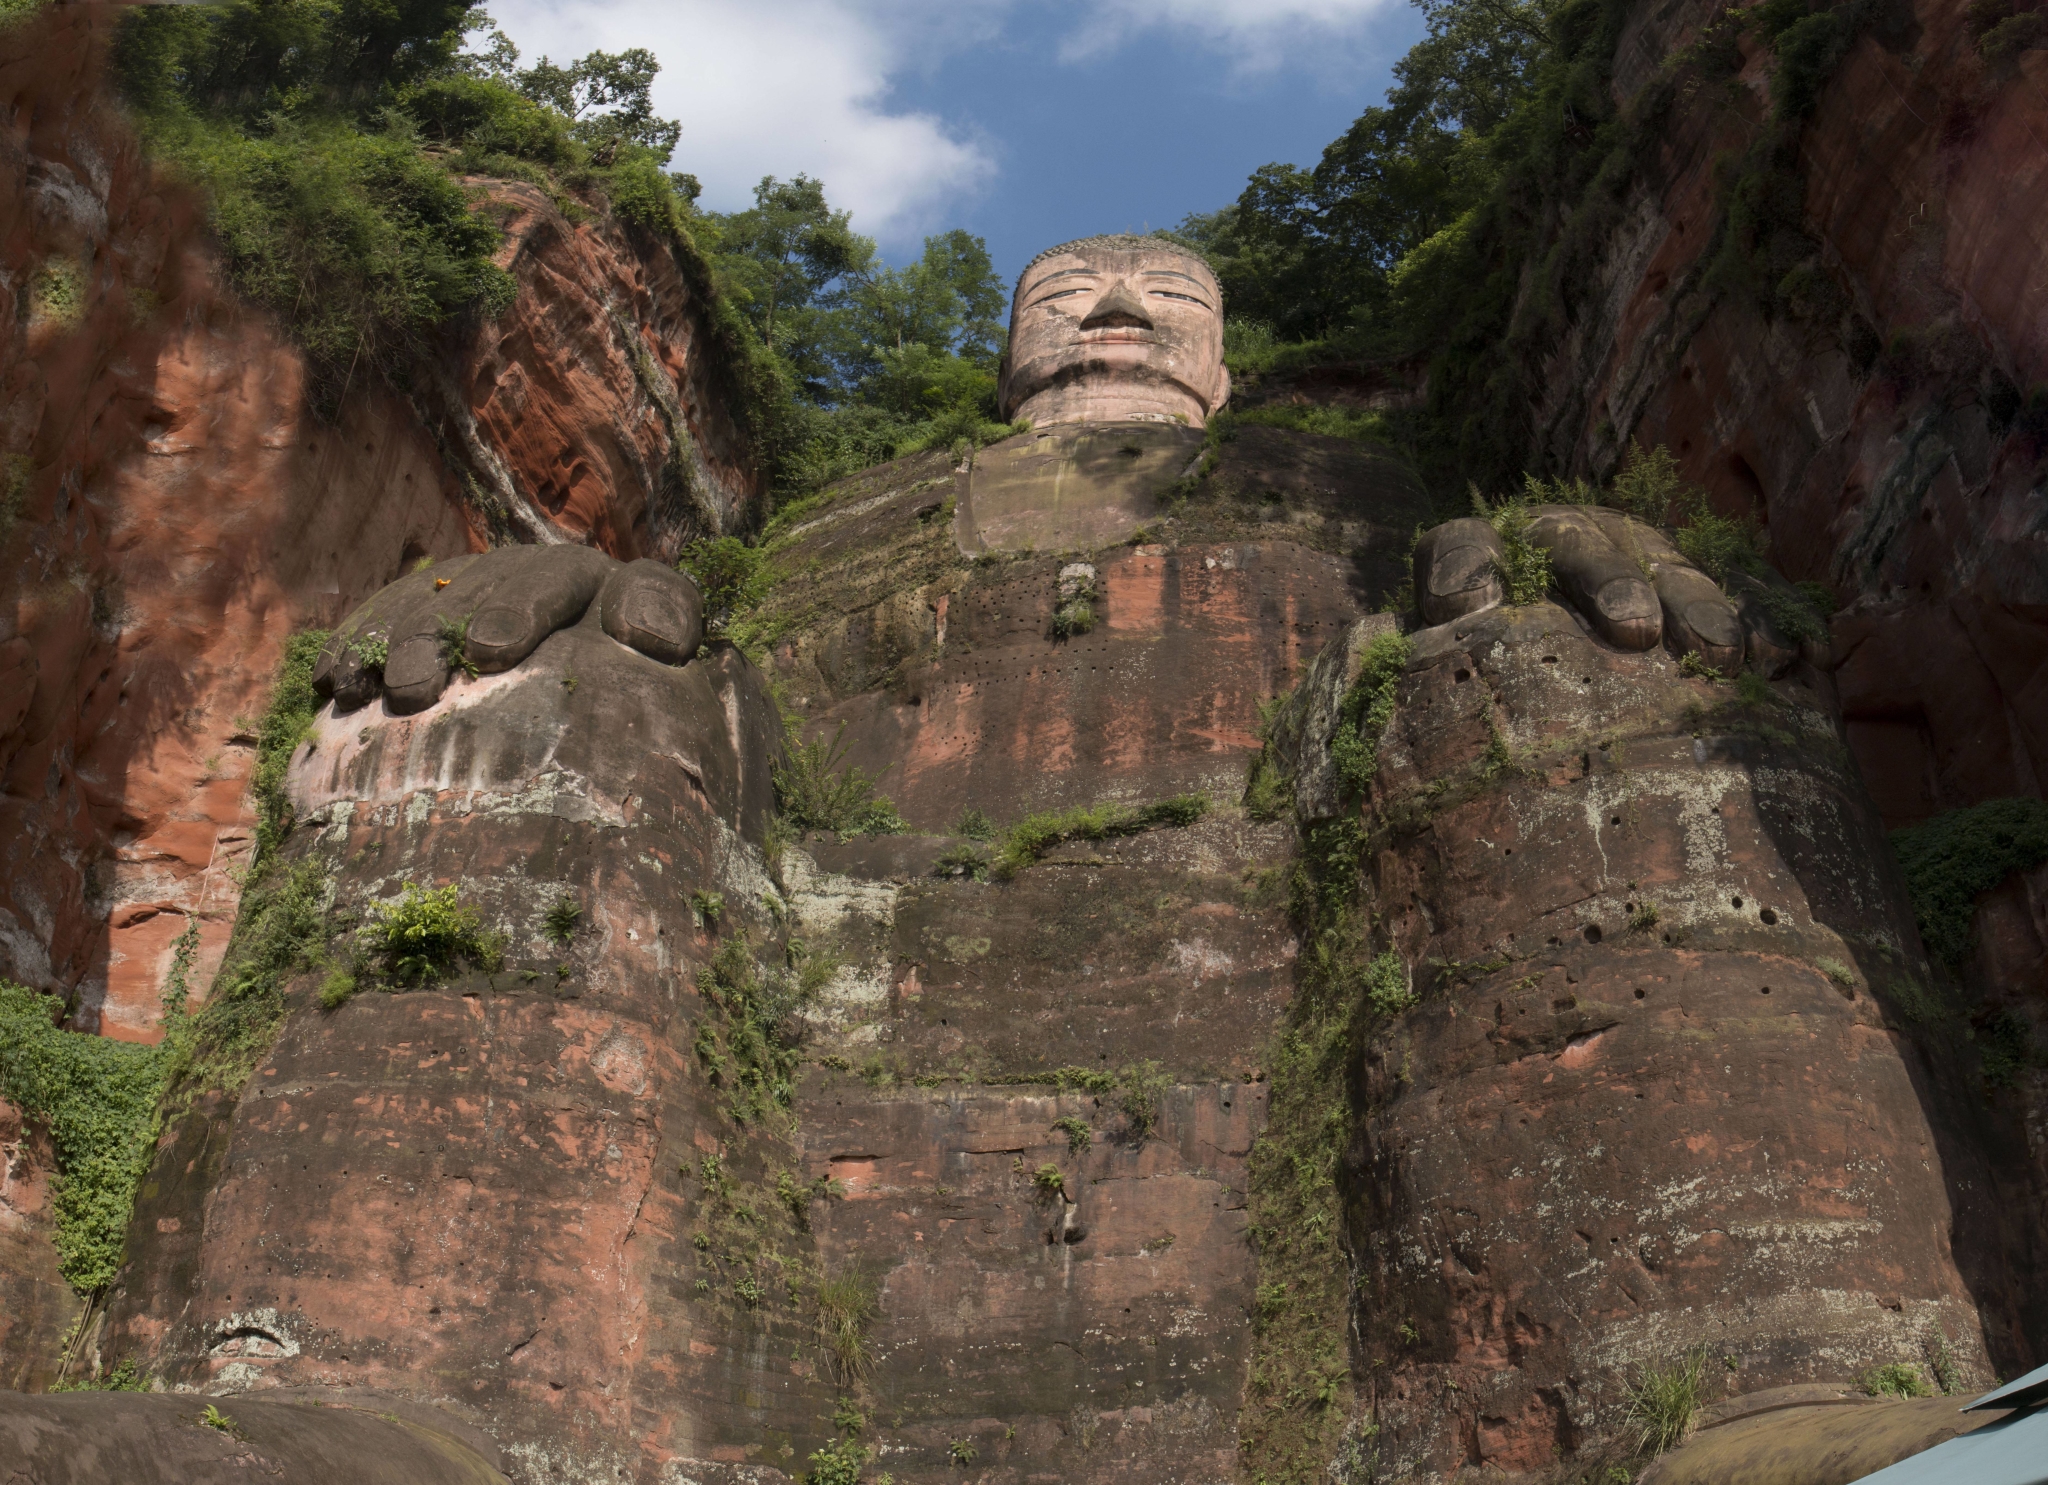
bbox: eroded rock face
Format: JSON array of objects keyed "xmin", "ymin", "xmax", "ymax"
[
  {"xmin": 1520, "ymin": 0, "xmax": 2048, "ymax": 830},
  {"xmin": 998, "ymin": 235, "xmax": 1230, "ymax": 428},
  {"xmin": 0, "ymin": 1095, "xmax": 76, "ymax": 1390}
]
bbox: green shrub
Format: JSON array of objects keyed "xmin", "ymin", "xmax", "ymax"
[
  {"xmin": 678, "ymin": 536, "xmax": 772, "ymax": 627},
  {"xmin": 1625, "ymin": 1348, "xmax": 1708, "ymax": 1454},
  {"xmin": 1032, "ymin": 1162, "xmax": 1067, "ymax": 1196},
  {"xmin": 1607, "ymin": 442, "xmax": 1688, "ymax": 523},
  {"xmin": 1978, "ymin": 1009, "xmax": 2037, "ymax": 1089},
  {"xmin": 1891, "ymin": 797, "xmax": 2048, "ymax": 965},
  {"xmin": 365, "ymin": 882, "xmax": 501, "ymax": 985},
  {"xmin": 955, "ymin": 808, "xmax": 997, "ymax": 841},
  {"xmin": 1114, "ymin": 1061, "xmax": 1172, "ymax": 1140},
  {"xmin": 0, "ymin": 982, "xmax": 167, "ymax": 1291},
  {"xmin": 804, "ymin": 1436, "xmax": 870, "ymax": 1485},
  {"xmin": 1052, "ymin": 1115, "xmax": 1093, "ymax": 1154},
  {"xmin": 1490, "ymin": 501, "xmax": 1553, "ymax": 605},
  {"xmin": 948, "ymin": 1439, "xmax": 978, "ymax": 1466},
  {"xmin": 689, "ymin": 891, "xmax": 724, "ymax": 929},
  {"xmin": 1630, "ymin": 900, "xmax": 1661, "ymax": 931},
  {"xmin": 1679, "ymin": 651, "xmax": 1724, "ymax": 681},
  {"xmin": 1861, "ymin": 1362, "xmax": 1932, "ymax": 1399},
  {"xmin": 774, "ymin": 723, "xmax": 907, "ymax": 837},
  {"xmin": 1363, "ymin": 951, "xmax": 1415, "ymax": 1016},
  {"xmin": 1674, "ymin": 508, "xmax": 1763, "ymax": 584}
]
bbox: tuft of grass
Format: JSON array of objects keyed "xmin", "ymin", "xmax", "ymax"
[
  {"xmin": 948, "ymin": 1439, "xmax": 978, "ymax": 1466},
  {"xmin": 1733, "ymin": 671, "xmax": 1773, "ymax": 707},
  {"xmin": 1052, "ymin": 1115, "xmax": 1093, "ymax": 1154},
  {"xmin": 1625, "ymin": 1348, "xmax": 1708, "ymax": 1454},
  {"xmin": 199, "ymin": 1403, "xmax": 243, "ymax": 1437},
  {"xmin": 317, "ymin": 968, "xmax": 358, "ymax": 1010},
  {"xmin": 775, "ymin": 723, "xmax": 907, "ymax": 837},
  {"xmin": 1050, "ymin": 599, "xmax": 1096, "ymax": 639},
  {"xmin": 1862, "ymin": 1362, "xmax": 1932, "ymax": 1399},
  {"xmin": 1032, "ymin": 1162, "xmax": 1067, "ymax": 1196},
  {"xmin": 955, "ymin": 808, "xmax": 997, "ymax": 841},
  {"xmin": 543, "ymin": 895, "xmax": 583, "ymax": 945},
  {"xmin": 816, "ymin": 1269, "xmax": 878, "ymax": 1382},
  {"xmin": 689, "ymin": 891, "xmax": 724, "ymax": 929},
  {"xmin": 435, "ymin": 612, "xmax": 479, "ymax": 678},
  {"xmin": 989, "ymin": 794, "xmax": 1208, "ymax": 879},
  {"xmin": 1891, "ymin": 797, "xmax": 2048, "ymax": 966},
  {"xmin": 365, "ymin": 882, "xmax": 502, "ymax": 986},
  {"xmin": 931, "ymin": 843, "xmax": 991, "ymax": 882},
  {"xmin": 1629, "ymin": 900, "xmax": 1661, "ymax": 932},
  {"xmin": 1679, "ymin": 651, "xmax": 1724, "ymax": 682},
  {"xmin": 1815, "ymin": 957, "xmax": 1857, "ymax": 989}
]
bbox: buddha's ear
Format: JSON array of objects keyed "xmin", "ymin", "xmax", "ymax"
[{"xmin": 1211, "ymin": 360, "xmax": 1232, "ymax": 414}]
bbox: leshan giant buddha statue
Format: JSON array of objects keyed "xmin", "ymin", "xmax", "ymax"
[{"xmin": 75, "ymin": 233, "xmax": 2008, "ymax": 1485}]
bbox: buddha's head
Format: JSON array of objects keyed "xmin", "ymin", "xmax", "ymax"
[{"xmin": 998, "ymin": 234, "xmax": 1229, "ymax": 428}]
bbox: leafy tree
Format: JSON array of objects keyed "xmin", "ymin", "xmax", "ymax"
[
  {"xmin": 509, "ymin": 45, "xmax": 682, "ymax": 160},
  {"xmin": 1178, "ymin": 0, "xmax": 1554, "ymax": 343},
  {"xmin": 711, "ymin": 175, "xmax": 873, "ymax": 392}
]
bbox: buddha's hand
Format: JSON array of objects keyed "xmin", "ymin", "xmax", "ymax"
[
  {"xmin": 312, "ymin": 547, "xmax": 706, "ymax": 715},
  {"xmin": 1412, "ymin": 505, "xmax": 1813, "ymax": 674}
]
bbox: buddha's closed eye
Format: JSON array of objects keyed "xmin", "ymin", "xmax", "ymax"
[{"xmin": 1149, "ymin": 290, "xmax": 1208, "ymax": 306}]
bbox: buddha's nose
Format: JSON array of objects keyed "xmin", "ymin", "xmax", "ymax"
[{"xmin": 1080, "ymin": 280, "xmax": 1153, "ymax": 331}]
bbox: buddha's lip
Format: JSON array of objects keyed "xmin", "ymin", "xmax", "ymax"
[{"xmin": 1072, "ymin": 329, "xmax": 1157, "ymax": 344}]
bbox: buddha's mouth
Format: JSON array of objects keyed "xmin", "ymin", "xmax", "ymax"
[{"xmin": 1074, "ymin": 328, "xmax": 1158, "ymax": 344}]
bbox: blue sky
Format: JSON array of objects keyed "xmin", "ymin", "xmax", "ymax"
[{"xmin": 487, "ymin": 0, "xmax": 1428, "ymax": 286}]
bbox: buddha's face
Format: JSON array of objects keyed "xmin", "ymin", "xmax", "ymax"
[{"xmin": 998, "ymin": 239, "xmax": 1230, "ymax": 427}]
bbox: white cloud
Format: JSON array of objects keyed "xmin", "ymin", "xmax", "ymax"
[
  {"xmin": 483, "ymin": 0, "xmax": 1395, "ymax": 246},
  {"xmin": 1057, "ymin": 0, "xmax": 1399, "ymax": 68},
  {"xmin": 487, "ymin": 0, "xmax": 999, "ymax": 246}
]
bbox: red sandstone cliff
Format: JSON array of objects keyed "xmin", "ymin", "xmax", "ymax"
[
  {"xmin": 0, "ymin": 3, "xmax": 763, "ymax": 1041},
  {"xmin": 1534, "ymin": 0, "xmax": 2048, "ymax": 831}
]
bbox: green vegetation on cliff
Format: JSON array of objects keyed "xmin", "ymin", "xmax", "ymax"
[
  {"xmin": 0, "ymin": 982, "xmax": 168, "ymax": 1291},
  {"xmin": 1891, "ymin": 797, "xmax": 2048, "ymax": 966}
]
